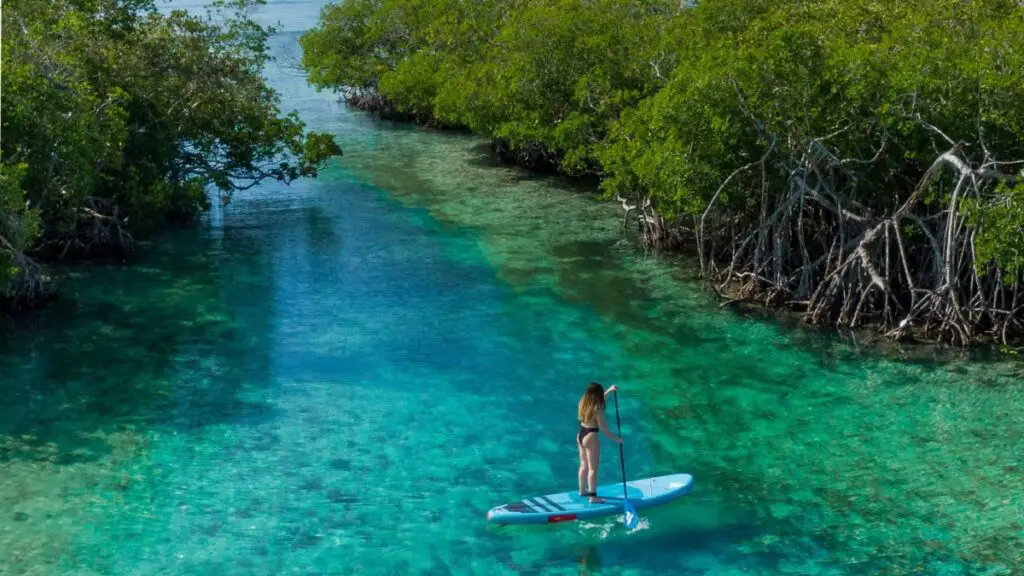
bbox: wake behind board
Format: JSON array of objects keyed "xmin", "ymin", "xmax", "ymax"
[{"xmin": 486, "ymin": 473, "xmax": 693, "ymax": 525}]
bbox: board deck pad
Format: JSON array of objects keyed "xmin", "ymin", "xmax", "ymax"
[{"xmin": 485, "ymin": 473, "xmax": 693, "ymax": 525}]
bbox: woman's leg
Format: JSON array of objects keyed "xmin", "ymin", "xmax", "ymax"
[
  {"xmin": 582, "ymin": 433, "xmax": 604, "ymax": 503},
  {"xmin": 577, "ymin": 437, "xmax": 588, "ymax": 496}
]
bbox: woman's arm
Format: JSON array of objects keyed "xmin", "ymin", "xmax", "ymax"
[
  {"xmin": 604, "ymin": 385, "xmax": 618, "ymax": 397},
  {"xmin": 597, "ymin": 410, "xmax": 622, "ymax": 443}
]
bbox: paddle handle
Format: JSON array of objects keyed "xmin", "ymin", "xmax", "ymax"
[{"xmin": 612, "ymin": 391, "xmax": 628, "ymax": 503}]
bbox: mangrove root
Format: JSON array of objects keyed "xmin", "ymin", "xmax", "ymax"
[
  {"xmin": 37, "ymin": 196, "xmax": 136, "ymax": 261},
  {"xmin": 0, "ymin": 232, "xmax": 57, "ymax": 313},
  {"xmin": 620, "ymin": 109, "xmax": 1024, "ymax": 347}
]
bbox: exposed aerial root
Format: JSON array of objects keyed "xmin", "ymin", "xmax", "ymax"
[{"xmin": 622, "ymin": 102, "xmax": 1023, "ymax": 348}]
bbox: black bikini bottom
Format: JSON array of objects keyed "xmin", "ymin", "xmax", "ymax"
[{"xmin": 577, "ymin": 425, "xmax": 599, "ymax": 445}]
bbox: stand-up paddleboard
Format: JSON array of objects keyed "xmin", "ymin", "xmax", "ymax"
[{"xmin": 486, "ymin": 473, "xmax": 693, "ymax": 525}]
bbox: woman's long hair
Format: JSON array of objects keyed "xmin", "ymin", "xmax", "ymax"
[{"xmin": 578, "ymin": 382, "xmax": 606, "ymax": 423}]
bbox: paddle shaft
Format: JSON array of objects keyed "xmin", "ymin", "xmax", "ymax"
[{"xmin": 612, "ymin": 391, "xmax": 628, "ymax": 505}]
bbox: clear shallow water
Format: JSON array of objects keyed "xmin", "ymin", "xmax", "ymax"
[{"xmin": 2, "ymin": 2, "xmax": 1024, "ymax": 574}]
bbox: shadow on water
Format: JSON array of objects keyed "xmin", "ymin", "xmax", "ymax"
[
  {"xmin": 492, "ymin": 491, "xmax": 987, "ymax": 576},
  {"xmin": 464, "ymin": 141, "xmax": 603, "ymax": 191},
  {"xmin": 0, "ymin": 223, "xmax": 279, "ymax": 465},
  {"xmin": 488, "ymin": 515, "xmax": 770, "ymax": 575},
  {"xmin": 551, "ymin": 239, "xmax": 660, "ymax": 331},
  {"xmin": 302, "ymin": 204, "xmax": 340, "ymax": 253}
]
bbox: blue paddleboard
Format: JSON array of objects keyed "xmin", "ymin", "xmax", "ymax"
[{"xmin": 486, "ymin": 473, "xmax": 693, "ymax": 525}]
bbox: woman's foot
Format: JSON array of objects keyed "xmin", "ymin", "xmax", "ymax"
[{"xmin": 588, "ymin": 495, "xmax": 606, "ymax": 504}]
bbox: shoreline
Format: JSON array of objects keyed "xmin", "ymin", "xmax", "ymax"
[
  {"xmin": 294, "ymin": 0, "xmax": 1024, "ymax": 353},
  {"xmin": 340, "ymin": 91, "xmax": 1024, "ymax": 356},
  {"xmin": 1, "ymin": 0, "xmax": 341, "ymax": 320},
  {"xmin": 10, "ymin": 91, "xmax": 1019, "ymax": 361},
  {"xmin": 7, "ymin": 92, "xmax": 1020, "ymax": 358}
]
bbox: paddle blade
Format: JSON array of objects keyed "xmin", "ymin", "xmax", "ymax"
[{"xmin": 623, "ymin": 498, "xmax": 639, "ymax": 529}]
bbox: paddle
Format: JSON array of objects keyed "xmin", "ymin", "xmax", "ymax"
[{"xmin": 612, "ymin": 390, "xmax": 639, "ymax": 530}]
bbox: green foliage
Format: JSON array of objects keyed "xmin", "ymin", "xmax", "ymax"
[
  {"xmin": 0, "ymin": 0, "xmax": 342, "ymax": 254},
  {"xmin": 300, "ymin": 0, "xmax": 439, "ymax": 96},
  {"xmin": 301, "ymin": 0, "xmax": 1024, "ymax": 283},
  {"xmin": 963, "ymin": 181, "xmax": 1024, "ymax": 280},
  {"xmin": 301, "ymin": 0, "xmax": 681, "ymax": 174},
  {"xmin": 0, "ymin": 164, "xmax": 41, "ymax": 294},
  {"xmin": 620, "ymin": 0, "xmax": 1024, "ymax": 267},
  {"xmin": 1, "ymin": 0, "xmax": 342, "ymax": 305}
]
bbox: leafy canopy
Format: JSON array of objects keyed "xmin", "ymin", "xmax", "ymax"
[{"xmin": 1, "ymin": 0, "xmax": 342, "ymax": 298}]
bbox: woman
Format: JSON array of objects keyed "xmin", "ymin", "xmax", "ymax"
[{"xmin": 576, "ymin": 382, "xmax": 622, "ymax": 503}]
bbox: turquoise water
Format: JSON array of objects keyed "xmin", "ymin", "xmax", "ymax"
[{"xmin": 2, "ymin": 2, "xmax": 1024, "ymax": 574}]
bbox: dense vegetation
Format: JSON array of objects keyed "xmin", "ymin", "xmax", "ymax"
[
  {"xmin": 1, "ymin": 0, "xmax": 341, "ymax": 312},
  {"xmin": 300, "ymin": 0, "xmax": 1024, "ymax": 347}
]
